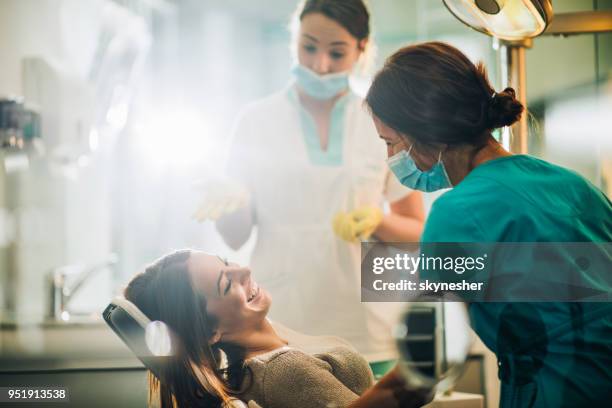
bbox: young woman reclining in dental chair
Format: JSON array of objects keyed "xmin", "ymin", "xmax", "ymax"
[{"xmin": 123, "ymin": 249, "xmax": 429, "ymax": 408}]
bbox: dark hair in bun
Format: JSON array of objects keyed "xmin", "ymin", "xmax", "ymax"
[
  {"xmin": 487, "ymin": 87, "xmax": 524, "ymax": 129},
  {"xmin": 366, "ymin": 41, "xmax": 524, "ymax": 146}
]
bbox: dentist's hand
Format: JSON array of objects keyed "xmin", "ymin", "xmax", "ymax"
[
  {"xmin": 349, "ymin": 366, "xmax": 432, "ymax": 408},
  {"xmin": 192, "ymin": 177, "xmax": 250, "ymax": 222},
  {"xmin": 333, "ymin": 206, "xmax": 383, "ymax": 242}
]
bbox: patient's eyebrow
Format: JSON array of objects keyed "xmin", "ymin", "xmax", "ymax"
[{"xmin": 215, "ymin": 256, "xmax": 229, "ymax": 296}]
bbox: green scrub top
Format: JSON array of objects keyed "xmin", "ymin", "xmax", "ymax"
[{"xmin": 421, "ymin": 155, "xmax": 612, "ymax": 407}]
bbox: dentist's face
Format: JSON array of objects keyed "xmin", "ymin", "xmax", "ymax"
[
  {"xmin": 373, "ymin": 115, "xmax": 439, "ymax": 172},
  {"xmin": 188, "ymin": 252, "xmax": 270, "ymax": 339},
  {"xmin": 297, "ymin": 12, "xmax": 364, "ymax": 75},
  {"xmin": 373, "ymin": 115, "xmax": 407, "ymax": 158}
]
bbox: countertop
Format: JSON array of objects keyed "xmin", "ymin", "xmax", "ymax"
[{"xmin": 0, "ymin": 317, "xmax": 142, "ymax": 372}]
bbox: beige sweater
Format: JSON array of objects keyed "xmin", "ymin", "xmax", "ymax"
[{"xmin": 239, "ymin": 322, "xmax": 374, "ymax": 408}]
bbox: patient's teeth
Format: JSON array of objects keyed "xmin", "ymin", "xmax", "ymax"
[{"xmin": 247, "ymin": 284, "xmax": 259, "ymax": 302}]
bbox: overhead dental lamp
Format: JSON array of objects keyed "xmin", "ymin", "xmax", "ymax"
[
  {"xmin": 443, "ymin": 0, "xmax": 553, "ymax": 41},
  {"xmin": 442, "ymin": 0, "xmax": 612, "ymax": 154},
  {"xmin": 442, "ymin": 0, "xmax": 554, "ymax": 153}
]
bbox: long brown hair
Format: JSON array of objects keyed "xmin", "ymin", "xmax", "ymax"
[
  {"xmin": 124, "ymin": 250, "xmax": 250, "ymax": 407},
  {"xmin": 366, "ymin": 41, "xmax": 523, "ymax": 147}
]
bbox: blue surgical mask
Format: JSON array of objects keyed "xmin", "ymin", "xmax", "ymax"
[
  {"xmin": 387, "ymin": 145, "xmax": 452, "ymax": 192},
  {"xmin": 291, "ymin": 64, "xmax": 349, "ymax": 100}
]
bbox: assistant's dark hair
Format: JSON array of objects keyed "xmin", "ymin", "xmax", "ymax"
[
  {"xmin": 366, "ymin": 41, "xmax": 523, "ymax": 146},
  {"xmin": 124, "ymin": 250, "xmax": 250, "ymax": 408},
  {"xmin": 297, "ymin": 0, "xmax": 370, "ymax": 42}
]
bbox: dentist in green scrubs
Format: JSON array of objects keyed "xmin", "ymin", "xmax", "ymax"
[{"xmin": 365, "ymin": 42, "xmax": 612, "ymax": 407}]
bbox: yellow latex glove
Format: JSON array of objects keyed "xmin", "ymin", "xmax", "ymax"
[
  {"xmin": 333, "ymin": 206, "xmax": 383, "ymax": 242},
  {"xmin": 352, "ymin": 206, "xmax": 384, "ymax": 240},
  {"xmin": 191, "ymin": 177, "xmax": 250, "ymax": 222},
  {"xmin": 333, "ymin": 212, "xmax": 359, "ymax": 242}
]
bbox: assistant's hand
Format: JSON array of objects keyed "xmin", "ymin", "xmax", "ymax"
[
  {"xmin": 333, "ymin": 206, "xmax": 383, "ymax": 242},
  {"xmin": 349, "ymin": 367, "xmax": 432, "ymax": 408},
  {"xmin": 191, "ymin": 177, "xmax": 250, "ymax": 222}
]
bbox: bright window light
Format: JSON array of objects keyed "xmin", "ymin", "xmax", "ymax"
[{"xmin": 133, "ymin": 109, "xmax": 215, "ymax": 168}]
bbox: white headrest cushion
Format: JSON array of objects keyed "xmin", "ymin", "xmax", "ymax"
[{"xmin": 110, "ymin": 296, "xmax": 152, "ymax": 328}]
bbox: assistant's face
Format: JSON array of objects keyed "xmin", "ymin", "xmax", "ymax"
[
  {"xmin": 188, "ymin": 251, "xmax": 270, "ymax": 338},
  {"xmin": 297, "ymin": 12, "xmax": 364, "ymax": 75}
]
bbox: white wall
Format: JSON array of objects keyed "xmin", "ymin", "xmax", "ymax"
[{"xmin": 0, "ymin": 0, "xmax": 113, "ymax": 323}]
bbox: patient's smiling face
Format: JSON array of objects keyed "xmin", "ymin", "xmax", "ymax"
[{"xmin": 188, "ymin": 251, "xmax": 271, "ymax": 341}]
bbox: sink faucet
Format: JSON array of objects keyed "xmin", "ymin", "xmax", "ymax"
[{"xmin": 48, "ymin": 254, "xmax": 118, "ymax": 321}]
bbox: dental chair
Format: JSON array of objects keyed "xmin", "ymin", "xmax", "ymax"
[{"xmin": 103, "ymin": 297, "xmax": 260, "ymax": 408}]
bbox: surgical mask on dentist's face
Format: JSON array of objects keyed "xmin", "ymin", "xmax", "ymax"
[
  {"xmin": 387, "ymin": 145, "xmax": 452, "ymax": 192},
  {"xmin": 291, "ymin": 64, "xmax": 349, "ymax": 100}
]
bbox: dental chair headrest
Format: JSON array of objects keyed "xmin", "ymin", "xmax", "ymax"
[
  {"xmin": 103, "ymin": 297, "xmax": 169, "ymax": 382},
  {"xmin": 103, "ymin": 297, "xmax": 257, "ymax": 408}
]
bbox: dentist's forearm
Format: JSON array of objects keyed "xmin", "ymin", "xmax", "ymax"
[
  {"xmin": 348, "ymin": 367, "xmax": 430, "ymax": 408},
  {"xmin": 374, "ymin": 213, "xmax": 424, "ymax": 242}
]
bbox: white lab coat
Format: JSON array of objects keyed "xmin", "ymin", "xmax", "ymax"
[{"xmin": 227, "ymin": 85, "xmax": 413, "ymax": 359}]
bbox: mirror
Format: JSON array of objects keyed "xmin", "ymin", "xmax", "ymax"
[{"xmin": 394, "ymin": 293, "xmax": 473, "ymax": 393}]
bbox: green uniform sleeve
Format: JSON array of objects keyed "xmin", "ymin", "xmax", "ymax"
[{"xmin": 422, "ymin": 194, "xmax": 487, "ymax": 244}]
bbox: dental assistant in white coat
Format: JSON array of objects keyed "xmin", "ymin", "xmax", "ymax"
[{"xmin": 201, "ymin": 0, "xmax": 424, "ymax": 358}]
